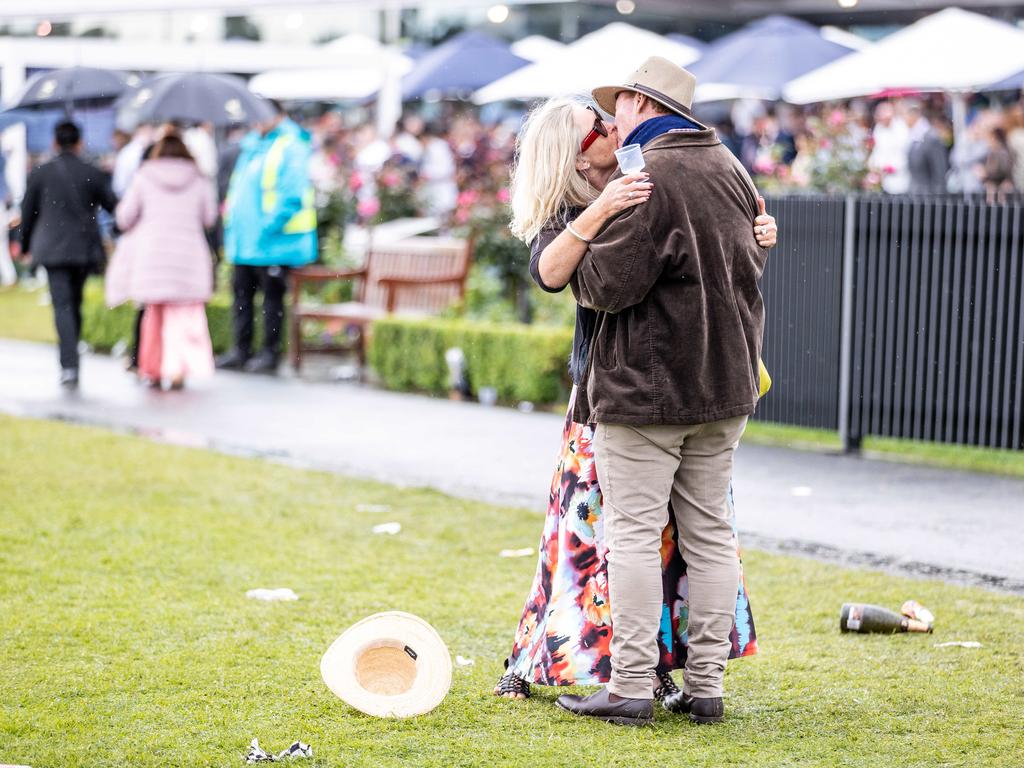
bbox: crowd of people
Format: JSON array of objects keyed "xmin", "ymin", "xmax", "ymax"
[
  {"xmin": 714, "ymin": 95, "xmax": 1024, "ymax": 199},
  {"xmin": 14, "ymin": 101, "xmax": 318, "ymax": 391},
  {"xmin": 288, "ymin": 93, "xmax": 1024, "ymax": 215},
  {"xmin": 6, "ymin": 87, "xmax": 1024, "ymax": 391}
]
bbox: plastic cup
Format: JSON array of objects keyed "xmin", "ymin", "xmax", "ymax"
[{"xmin": 614, "ymin": 143, "xmax": 645, "ymax": 175}]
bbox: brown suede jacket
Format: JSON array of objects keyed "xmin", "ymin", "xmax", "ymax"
[{"xmin": 570, "ymin": 128, "xmax": 767, "ymax": 426}]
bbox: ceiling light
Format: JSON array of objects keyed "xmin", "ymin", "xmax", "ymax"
[
  {"xmin": 487, "ymin": 4, "xmax": 510, "ymax": 24},
  {"xmin": 286, "ymin": 12, "xmax": 304, "ymax": 29},
  {"xmin": 616, "ymin": 0, "xmax": 637, "ymax": 14},
  {"xmin": 837, "ymin": 0, "xmax": 859, "ymax": 8},
  {"xmin": 189, "ymin": 15, "xmax": 209, "ymax": 34}
]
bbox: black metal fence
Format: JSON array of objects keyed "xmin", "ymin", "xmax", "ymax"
[{"xmin": 758, "ymin": 194, "xmax": 1024, "ymax": 451}]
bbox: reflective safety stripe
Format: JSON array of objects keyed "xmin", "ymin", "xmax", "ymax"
[
  {"xmin": 283, "ymin": 190, "xmax": 317, "ymax": 234},
  {"xmin": 261, "ymin": 134, "xmax": 316, "ymax": 234},
  {"xmin": 261, "ymin": 134, "xmax": 293, "ymax": 213}
]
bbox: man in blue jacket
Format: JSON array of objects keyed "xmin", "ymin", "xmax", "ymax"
[{"xmin": 218, "ymin": 101, "xmax": 317, "ymax": 373}]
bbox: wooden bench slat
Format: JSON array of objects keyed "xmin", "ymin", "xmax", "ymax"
[{"xmin": 289, "ymin": 235, "xmax": 471, "ymax": 372}]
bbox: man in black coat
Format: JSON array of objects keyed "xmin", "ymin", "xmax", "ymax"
[{"xmin": 21, "ymin": 121, "xmax": 118, "ymax": 389}]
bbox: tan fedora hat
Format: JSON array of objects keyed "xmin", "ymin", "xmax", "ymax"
[
  {"xmin": 592, "ymin": 56, "xmax": 701, "ymax": 122},
  {"xmin": 320, "ymin": 611, "xmax": 452, "ymax": 718}
]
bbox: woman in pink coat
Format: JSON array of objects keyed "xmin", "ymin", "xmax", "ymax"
[{"xmin": 107, "ymin": 134, "xmax": 217, "ymax": 390}]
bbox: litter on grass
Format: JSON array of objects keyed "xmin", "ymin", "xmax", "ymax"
[
  {"xmin": 372, "ymin": 522, "xmax": 402, "ymax": 535},
  {"xmin": 901, "ymin": 600, "xmax": 935, "ymax": 625},
  {"xmin": 934, "ymin": 641, "xmax": 983, "ymax": 649},
  {"xmin": 499, "ymin": 548, "xmax": 534, "ymax": 558},
  {"xmin": 246, "ymin": 588, "xmax": 299, "ymax": 602},
  {"xmin": 245, "ymin": 739, "xmax": 312, "ymax": 763},
  {"xmin": 456, "ymin": 656, "xmax": 475, "ymax": 667}
]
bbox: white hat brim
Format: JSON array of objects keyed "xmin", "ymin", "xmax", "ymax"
[{"xmin": 321, "ymin": 611, "xmax": 452, "ymax": 718}]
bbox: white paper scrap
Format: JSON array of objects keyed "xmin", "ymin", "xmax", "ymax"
[
  {"xmin": 246, "ymin": 588, "xmax": 299, "ymax": 602},
  {"xmin": 372, "ymin": 522, "xmax": 402, "ymax": 535},
  {"xmin": 456, "ymin": 656, "xmax": 475, "ymax": 667},
  {"xmin": 499, "ymin": 548, "xmax": 534, "ymax": 558},
  {"xmin": 934, "ymin": 641, "xmax": 982, "ymax": 649}
]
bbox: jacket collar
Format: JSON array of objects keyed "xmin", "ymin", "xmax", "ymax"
[
  {"xmin": 642, "ymin": 128, "xmax": 721, "ymax": 152},
  {"xmin": 623, "ymin": 114, "xmax": 703, "ymax": 148}
]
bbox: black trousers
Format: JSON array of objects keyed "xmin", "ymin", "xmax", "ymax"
[
  {"xmin": 129, "ymin": 306, "xmax": 144, "ymax": 369},
  {"xmin": 47, "ymin": 265, "xmax": 89, "ymax": 371},
  {"xmin": 231, "ymin": 264, "xmax": 289, "ymax": 356}
]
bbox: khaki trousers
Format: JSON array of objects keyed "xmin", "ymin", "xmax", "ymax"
[{"xmin": 594, "ymin": 415, "xmax": 747, "ymax": 700}]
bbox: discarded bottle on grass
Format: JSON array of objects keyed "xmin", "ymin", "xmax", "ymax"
[{"xmin": 840, "ymin": 603, "xmax": 933, "ymax": 634}]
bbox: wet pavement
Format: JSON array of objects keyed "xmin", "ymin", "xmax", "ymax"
[{"xmin": 2, "ymin": 338, "xmax": 1022, "ymax": 592}]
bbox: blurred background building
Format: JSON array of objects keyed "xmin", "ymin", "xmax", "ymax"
[{"xmin": 2, "ymin": 0, "xmax": 1024, "ymax": 47}]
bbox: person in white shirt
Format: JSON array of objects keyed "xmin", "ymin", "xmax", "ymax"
[
  {"xmin": 418, "ymin": 123, "xmax": 458, "ymax": 216},
  {"xmin": 183, "ymin": 123, "xmax": 218, "ymax": 180},
  {"xmin": 869, "ymin": 102, "xmax": 910, "ymax": 194},
  {"xmin": 393, "ymin": 114, "xmax": 425, "ymax": 166},
  {"xmin": 112, "ymin": 124, "xmax": 154, "ymax": 199}
]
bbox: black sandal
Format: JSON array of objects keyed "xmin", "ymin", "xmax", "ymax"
[
  {"xmin": 654, "ymin": 671, "xmax": 681, "ymax": 704},
  {"xmin": 494, "ymin": 671, "xmax": 531, "ymax": 699}
]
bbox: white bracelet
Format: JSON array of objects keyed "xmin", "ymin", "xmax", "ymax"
[{"xmin": 565, "ymin": 221, "xmax": 592, "ymax": 244}]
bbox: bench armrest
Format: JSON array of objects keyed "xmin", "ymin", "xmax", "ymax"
[{"xmin": 292, "ymin": 266, "xmax": 368, "ymax": 285}]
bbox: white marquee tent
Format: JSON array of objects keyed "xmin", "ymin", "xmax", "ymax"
[
  {"xmin": 248, "ymin": 33, "xmax": 411, "ymax": 102},
  {"xmin": 473, "ymin": 22, "xmax": 702, "ymax": 105},
  {"xmin": 509, "ymin": 35, "xmax": 566, "ymax": 63},
  {"xmin": 784, "ymin": 7, "xmax": 1024, "ymax": 104}
]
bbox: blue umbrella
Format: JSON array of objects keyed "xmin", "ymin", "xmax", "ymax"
[
  {"xmin": 402, "ymin": 30, "xmax": 529, "ymax": 100},
  {"xmin": 985, "ymin": 69, "xmax": 1024, "ymax": 91},
  {"xmin": 689, "ymin": 15, "xmax": 857, "ymax": 101}
]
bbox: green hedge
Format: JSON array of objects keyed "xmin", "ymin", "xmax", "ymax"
[
  {"xmin": 81, "ymin": 280, "xmax": 574, "ymax": 405},
  {"xmin": 81, "ymin": 279, "xmax": 256, "ymax": 355},
  {"xmin": 368, "ymin": 316, "xmax": 573, "ymax": 405}
]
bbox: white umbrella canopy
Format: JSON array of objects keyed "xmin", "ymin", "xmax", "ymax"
[
  {"xmin": 248, "ymin": 34, "xmax": 411, "ymax": 102},
  {"xmin": 474, "ymin": 22, "xmax": 702, "ymax": 105},
  {"xmin": 249, "ymin": 66, "xmax": 407, "ymax": 101},
  {"xmin": 784, "ymin": 7, "xmax": 1024, "ymax": 104},
  {"xmin": 819, "ymin": 26, "xmax": 872, "ymax": 52},
  {"xmin": 510, "ymin": 35, "xmax": 566, "ymax": 63}
]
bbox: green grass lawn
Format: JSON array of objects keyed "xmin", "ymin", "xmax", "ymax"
[
  {"xmin": 0, "ymin": 284, "xmax": 55, "ymax": 344},
  {"xmin": 1, "ymin": 415, "xmax": 1022, "ymax": 768},
  {"xmin": 743, "ymin": 421, "xmax": 1024, "ymax": 479}
]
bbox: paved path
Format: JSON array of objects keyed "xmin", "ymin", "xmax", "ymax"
[{"xmin": 2, "ymin": 338, "xmax": 1022, "ymax": 592}]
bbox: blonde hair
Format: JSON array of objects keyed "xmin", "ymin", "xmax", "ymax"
[{"xmin": 509, "ymin": 97, "xmax": 598, "ymax": 244}]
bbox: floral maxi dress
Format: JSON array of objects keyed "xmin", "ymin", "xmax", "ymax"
[{"xmin": 505, "ymin": 387, "xmax": 758, "ymax": 686}]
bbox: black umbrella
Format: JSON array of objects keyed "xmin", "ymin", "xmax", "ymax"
[
  {"xmin": 119, "ymin": 72, "xmax": 273, "ymax": 127},
  {"xmin": 12, "ymin": 66, "xmax": 129, "ymax": 111}
]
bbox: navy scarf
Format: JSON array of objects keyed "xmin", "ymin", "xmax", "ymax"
[{"xmin": 623, "ymin": 113, "xmax": 702, "ymax": 148}]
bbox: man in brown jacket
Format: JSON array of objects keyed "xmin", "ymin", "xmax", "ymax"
[{"xmin": 556, "ymin": 57, "xmax": 767, "ymax": 726}]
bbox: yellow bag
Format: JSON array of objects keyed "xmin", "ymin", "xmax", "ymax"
[{"xmin": 758, "ymin": 358, "xmax": 772, "ymax": 399}]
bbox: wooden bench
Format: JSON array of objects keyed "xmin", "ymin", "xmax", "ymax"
[{"xmin": 289, "ymin": 236, "xmax": 472, "ymax": 372}]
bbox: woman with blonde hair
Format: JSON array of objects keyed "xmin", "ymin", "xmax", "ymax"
[{"xmin": 493, "ymin": 97, "xmax": 777, "ymax": 707}]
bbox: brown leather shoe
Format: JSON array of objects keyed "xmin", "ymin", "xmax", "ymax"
[
  {"xmin": 555, "ymin": 688, "xmax": 653, "ymax": 727},
  {"xmin": 663, "ymin": 692, "xmax": 725, "ymax": 724}
]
